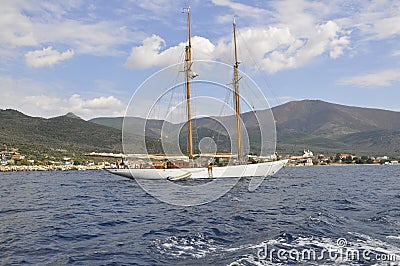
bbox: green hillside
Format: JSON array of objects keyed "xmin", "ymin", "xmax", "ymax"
[
  {"xmin": 2, "ymin": 100, "xmax": 399, "ymax": 162},
  {"xmin": 0, "ymin": 109, "xmax": 158, "ymax": 161},
  {"xmin": 90, "ymin": 100, "xmax": 400, "ymax": 156}
]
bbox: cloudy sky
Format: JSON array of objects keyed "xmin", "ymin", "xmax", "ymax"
[{"xmin": 1, "ymin": 0, "xmax": 399, "ymax": 119}]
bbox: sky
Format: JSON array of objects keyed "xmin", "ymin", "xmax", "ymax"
[{"xmin": 0, "ymin": 0, "xmax": 399, "ymax": 120}]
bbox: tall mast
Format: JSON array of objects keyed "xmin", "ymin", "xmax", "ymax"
[
  {"xmin": 233, "ymin": 18, "xmax": 242, "ymax": 163},
  {"xmin": 185, "ymin": 6, "xmax": 193, "ymax": 158}
]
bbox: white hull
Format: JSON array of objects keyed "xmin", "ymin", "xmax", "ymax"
[{"xmin": 106, "ymin": 159, "xmax": 288, "ymax": 180}]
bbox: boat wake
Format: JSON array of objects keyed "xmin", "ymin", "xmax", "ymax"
[
  {"xmin": 228, "ymin": 232, "xmax": 400, "ymax": 265},
  {"xmin": 153, "ymin": 233, "xmax": 221, "ymax": 259},
  {"xmin": 151, "ymin": 230, "xmax": 400, "ymax": 265}
]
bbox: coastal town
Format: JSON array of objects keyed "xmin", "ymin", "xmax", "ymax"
[
  {"xmin": 0, "ymin": 149, "xmax": 104, "ymax": 172},
  {"xmin": 285, "ymin": 150, "xmax": 399, "ymax": 166},
  {"xmin": 1, "ymin": 148, "xmax": 398, "ymax": 172}
]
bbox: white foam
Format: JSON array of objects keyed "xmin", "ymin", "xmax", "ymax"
[
  {"xmin": 228, "ymin": 232, "xmax": 400, "ymax": 265},
  {"xmin": 387, "ymin": 235, "xmax": 400, "ymax": 240},
  {"xmin": 348, "ymin": 232, "xmax": 400, "ymax": 258},
  {"xmin": 153, "ymin": 233, "xmax": 219, "ymax": 259},
  {"xmin": 154, "ymin": 231, "xmax": 400, "ymax": 264}
]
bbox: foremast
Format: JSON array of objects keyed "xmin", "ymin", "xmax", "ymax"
[
  {"xmin": 233, "ymin": 18, "xmax": 242, "ymax": 163},
  {"xmin": 184, "ymin": 6, "xmax": 193, "ymax": 158}
]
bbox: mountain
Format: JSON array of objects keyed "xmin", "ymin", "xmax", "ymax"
[
  {"xmin": 272, "ymin": 100, "xmax": 400, "ymax": 155},
  {"xmin": 90, "ymin": 100, "xmax": 400, "ymax": 156},
  {"xmin": 0, "ymin": 110, "xmax": 156, "ymax": 161},
  {"xmin": 272, "ymin": 100, "xmax": 400, "ymax": 136},
  {"xmin": 2, "ymin": 100, "xmax": 398, "ymax": 161},
  {"xmin": 64, "ymin": 112, "xmax": 83, "ymax": 120}
]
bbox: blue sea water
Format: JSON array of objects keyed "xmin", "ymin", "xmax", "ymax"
[{"xmin": 1, "ymin": 166, "xmax": 400, "ymax": 265}]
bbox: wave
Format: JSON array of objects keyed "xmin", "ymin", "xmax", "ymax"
[{"xmin": 228, "ymin": 232, "xmax": 400, "ymax": 265}]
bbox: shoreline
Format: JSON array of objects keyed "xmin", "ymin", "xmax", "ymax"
[
  {"xmin": 0, "ymin": 165, "xmax": 105, "ymax": 172},
  {"xmin": 2, "ymin": 163, "xmax": 397, "ymax": 172},
  {"xmin": 287, "ymin": 163, "xmax": 399, "ymax": 167}
]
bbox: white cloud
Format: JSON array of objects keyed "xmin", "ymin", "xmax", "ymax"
[
  {"xmin": 0, "ymin": 1, "xmax": 133, "ymax": 56},
  {"xmin": 270, "ymin": 0, "xmax": 400, "ymax": 42},
  {"xmin": 257, "ymin": 0, "xmax": 350, "ymax": 72},
  {"xmin": 24, "ymin": 94, "xmax": 125, "ymax": 119},
  {"xmin": 34, "ymin": 20, "xmax": 132, "ymax": 55},
  {"xmin": 211, "ymin": 0, "xmax": 400, "ymax": 71},
  {"xmin": 372, "ymin": 16, "xmax": 400, "ymax": 39},
  {"xmin": 82, "ymin": 95, "xmax": 124, "ymax": 110},
  {"xmin": 271, "ymin": 0, "xmax": 328, "ymax": 34},
  {"xmin": 0, "ymin": 2, "xmax": 38, "ymax": 47},
  {"xmin": 25, "ymin": 46, "xmax": 74, "ymax": 67},
  {"xmin": 392, "ymin": 50, "xmax": 400, "ymax": 56},
  {"xmin": 338, "ymin": 69, "xmax": 400, "ymax": 87},
  {"xmin": 211, "ymin": 0, "xmax": 267, "ymax": 18},
  {"xmin": 125, "ymin": 35, "xmax": 215, "ymax": 69},
  {"xmin": 0, "ymin": 75, "xmax": 125, "ymax": 119},
  {"xmin": 2, "ymin": 0, "xmax": 398, "ymax": 74},
  {"xmin": 336, "ymin": 0, "xmax": 400, "ymax": 40},
  {"xmin": 125, "ymin": 19, "xmax": 349, "ymax": 73},
  {"xmin": 130, "ymin": 0, "xmax": 177, "ymax": 13},
  {"xmin": 125, "ymin": 0, "xmax": 355, "ymax": 73}
]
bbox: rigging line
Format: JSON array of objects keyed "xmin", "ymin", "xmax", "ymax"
[
  {"xmin": 238, "ymin": 31, "xmax": 292, "ymax": 160},
  {"xmin": 166, "ymin": 56, "xmax": 184, "ymax": 118},
  {"xmin": 191, "ymin": 83, "xmax": 200, "ymax": 154},
  {"xmin": 163, "ymin": 48, "xmax": 188, "ymax": 145},
  {"xmin": 163, "ymin": 49, "xmax": 186, "ymax": 119},
  {"xmin": 235, "ymin": 29, "xmax": 279, "ymax": 157},
  {"xmin": 214, "ymin": 88, "xmax": 233, "ymax": 152},
  {"xmin": 165, "ymin": 49, "xmax": 186, "ymax": 99},
  {"xmin": 241, "ymin": 77, "xmax": 261, "ymax": 110},
  {"xmin": 236, "ymin": 29, "xmax": 283, "ymax": 108}
]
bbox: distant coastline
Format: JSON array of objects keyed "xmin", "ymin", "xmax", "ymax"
[
  {"xmin": 2, "ymin": 162, "xmax": 399, "ymax": 173},
  {"xmin": 0, "ymin": 165, "xmax": 104, "ymax": 172}
]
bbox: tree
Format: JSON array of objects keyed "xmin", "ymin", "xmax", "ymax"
[
  {"xmin": 16, "ymin": 159, "xmax": 29, "ymax": 166},
  {"xmin": 355, "ymin": 158, "xmax": 363, "ymax": 164}
]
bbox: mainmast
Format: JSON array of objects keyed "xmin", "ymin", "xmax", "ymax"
[
  {"xmin": 185, "ymin": 6, "xmax": 193, "ymax": 158},
  {"xmin": 233, "ymin": 18, "xmax": 242, "ymax": 163}
]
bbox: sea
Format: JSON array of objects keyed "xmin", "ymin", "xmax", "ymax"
[{"xmin": 1, "ymin": 165, "xmax": 400, "ymax": 265}]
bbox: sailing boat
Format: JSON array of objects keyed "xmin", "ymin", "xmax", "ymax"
[{"xmin": 107, "ymin": 8, "xmax": 288, "ymax": 180}]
